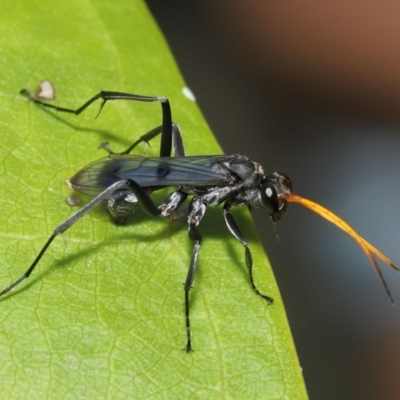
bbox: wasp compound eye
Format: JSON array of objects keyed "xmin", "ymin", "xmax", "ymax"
[
  {"xmin": 261, "ymin": 182, "xmax": 280, "ymax": 215},
  {"xmin": 260, "ymin": 172, "xmax": 292, "ymax": 221}
]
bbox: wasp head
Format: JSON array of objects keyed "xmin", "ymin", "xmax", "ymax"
[{"xmin": 259, "ymin": 172, "xmax": 292, "ymax": 222}]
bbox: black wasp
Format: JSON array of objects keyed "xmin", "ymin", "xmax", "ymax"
[{"xmin": 1, "ymin": 89, "xmax": 398, "ymax": 352}]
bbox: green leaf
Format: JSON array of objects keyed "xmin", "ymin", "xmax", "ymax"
[{"xmin": 0, "ymin": 1, "xmax": 307, "ymax": 398}]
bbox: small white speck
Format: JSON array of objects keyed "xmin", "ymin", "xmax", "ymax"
[
  {"xmin": 266, "ymin": 187, "xmax": 273, "ymax": 197},
  {"xmin": 182, "ymin": 86, "xmax": 196, "ymax": 102},
  {"xmin": 35, "ymin": 80, "xmax": 55, "ymax": 100}
]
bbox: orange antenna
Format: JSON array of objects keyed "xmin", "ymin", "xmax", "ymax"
[{"xmin": 286, "ymin": 194, "xmax": 400, "ymax": 304}]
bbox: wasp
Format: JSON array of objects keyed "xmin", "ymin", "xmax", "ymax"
[{"xmin": 1, "ymin": 88, "xmax": 398, "ymax": 352}]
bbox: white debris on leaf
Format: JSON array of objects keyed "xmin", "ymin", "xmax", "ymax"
[
  {"xmin": 35, "ymin": 80, "xmax": 55, "ymax": 100},
  {"xmin": 182, "ymin": 86, "xmax": 196, "ymax": 102}
]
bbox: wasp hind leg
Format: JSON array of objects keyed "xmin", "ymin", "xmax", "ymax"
[{"xmin": 20, "ymin": 89, "xmax": 182, "ymax": 157}]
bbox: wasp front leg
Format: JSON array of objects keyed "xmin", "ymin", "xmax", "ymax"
[{"xmin": 223, "ymin": 203, "xmax": 273, "ymax": 304}]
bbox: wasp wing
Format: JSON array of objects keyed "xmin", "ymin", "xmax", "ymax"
[{"xmin": 69, "ymin": 154, "xmax": 235, "ymax": 197}]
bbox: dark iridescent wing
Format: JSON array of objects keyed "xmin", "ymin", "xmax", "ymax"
[{"xmin": 69, "ymin": 154, "xmax": 234, "ymax": 196}]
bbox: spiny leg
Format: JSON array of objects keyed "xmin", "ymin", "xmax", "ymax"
[
  {"xmin": 20, "ymin": 89, "xmax": 174, "ymax": 157},
  {"xmin": 120, "ymin": 122, "xmax": 185, "ymax": 157},
  {"xmin": 184, "ymin": 197, "xmax": 207, "ymax": 352},
  {"xmin": 223, "ymin": 203, "xmax": 273, "ymax": 304},
  {"xmin": 98, "ymin": 127, "xmax": 164, "ymax": 156}
]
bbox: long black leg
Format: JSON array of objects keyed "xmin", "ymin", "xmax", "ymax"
[
  {"xmin": 223, "ymin": 203, "xmax": 273, "ymax": 304},
  {"xmin": 20, "ymin": 89, "xmax": 174, "ymax": 157},
  {"xmin": 0, "ymin": 178, "xmax": 189, "ymax": 298},
  {"xmin": 0, "ymin": 180, "xmax": 129, "ymax": 298},
  {"xmin": 100, "ymin": 125, "xmax": 164, "ymax": 156},
  {"xmin": 184, "ymin": 197, "xmax": 207, "ymax": 352},
  {"xmin": 120, "ymin": 122, "xmax": 185, "ymax": 157}
]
